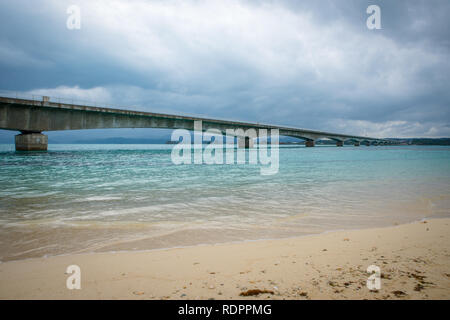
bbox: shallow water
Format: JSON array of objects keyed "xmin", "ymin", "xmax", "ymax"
[{"xmin": 0, "ymin": 144, "xmax": 449, "ymax": 261}]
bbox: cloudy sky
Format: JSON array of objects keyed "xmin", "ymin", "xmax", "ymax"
[{"xmin": 0, "ymin": 0, "xmax": 449, "ymax": 142}]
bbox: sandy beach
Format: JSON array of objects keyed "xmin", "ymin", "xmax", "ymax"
[{"xmin": 1, "ymin": 218, "xmax": 449, "ymax": 300}]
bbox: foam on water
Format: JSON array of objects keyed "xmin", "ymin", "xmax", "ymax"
[{"xmin": 83, "ymin": 196, "xmax": 123, "ymax": 201}]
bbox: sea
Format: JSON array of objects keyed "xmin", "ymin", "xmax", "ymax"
[{"xmin": 0, "ymin": 144, "xmax": 449, "ymax": 262}]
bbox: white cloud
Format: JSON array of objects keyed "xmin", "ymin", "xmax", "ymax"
[
  {"xmin": 332, "ymin": 119, "xmax": 450, "ymax": 138},
  {"xmin": 27, "ymin": 86, "xmax": 112, "ymax": 106}
]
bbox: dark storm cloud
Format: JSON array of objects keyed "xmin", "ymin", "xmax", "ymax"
[{"xmin": 0, "ymin": 0, "xmax": 449, "ymax": 140}]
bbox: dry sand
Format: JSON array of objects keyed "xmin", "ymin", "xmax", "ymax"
[{"xmin": 1, "ymin": 218, "xmax": 450, "ymax": 300}]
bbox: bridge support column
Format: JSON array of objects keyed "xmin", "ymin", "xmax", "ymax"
[
  {"xmin": 15, "ymin": 132, "xmax": 48, "ymax": 151},
  {"xmin": 336, "ymin": 141, "xmax": 344, "ymax": 147},
  {"xmin": 354, "ymin": 142, "xmax": 360, "ymax": 147},
  {"xmin": 238, "ymin": 136, "xmax": 254, "ymax": 148},
  {"xmin": 305, "ymin": 140, "xmax": 315, "ymax": 147}
]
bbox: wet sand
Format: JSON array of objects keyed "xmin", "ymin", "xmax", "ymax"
[{"xmin": 0, "ymin": 218, "xmax": 449, "ymax": 299}]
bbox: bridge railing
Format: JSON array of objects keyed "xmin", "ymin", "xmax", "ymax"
[
  {"xmin": 0, "ymin": 90, "xmax": 118, "ymax": 110},
  {"xmin": 0, "ymin": 90, "xmax": 268, "ymax": 126}
]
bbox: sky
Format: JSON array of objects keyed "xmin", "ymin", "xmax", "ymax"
[{"xmin": 0, "ymin": 0, "xmax": 449, "ymax": 142}]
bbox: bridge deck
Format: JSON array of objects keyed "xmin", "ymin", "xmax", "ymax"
[{"xmin": 0, "ymin": 96, "xmax": 385, "ymax": 144}]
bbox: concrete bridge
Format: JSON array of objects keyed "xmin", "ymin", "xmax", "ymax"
[{"xmin": 0, "ymin": 95, "xmax": 391, "ymax": 151}]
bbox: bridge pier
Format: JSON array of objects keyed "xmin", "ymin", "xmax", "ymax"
[
  {"xmin": 238, "ymin": 136, "xmax": 254, "ymax": 148},
  {"xmin": 336, "ymin": 141, "xmax": 344, "ymax": 147},
  {"xmin": 354, "ymin": 142, "xmax": 360, "ymax": 147},
  {"xmin": 15, "ymin": 132, "xmax": 48, "ymax": 151},
  {"xmin": 305, "ymin": 140, "xmax": 315, "ymax": 147}
]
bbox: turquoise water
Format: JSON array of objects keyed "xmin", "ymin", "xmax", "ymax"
[{"xmin": 0, "ymin": 144, "xmax": 449, "ymax": 261}]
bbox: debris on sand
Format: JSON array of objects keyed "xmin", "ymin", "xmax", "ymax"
[
  {"xmin": 328, "ymin": 281, "xmax": 337, "ymax": 287},
  {"xmin": 392, "ymin": 290, "xmax": 407, "ymax": 297},
  {"xmin": 408, "ymin": 272, "xmax": 426, "ymax": 281},
  {"xmin": 414, "ymin": 283, "xmax": 425, "ymax": 292},
  {"xmin": 239, "ymin": 289, "xmax": 274, "ymax": 297},
  {"xmin": 380, "ymin": 273, "xmax": 392, "ymax": 280}
]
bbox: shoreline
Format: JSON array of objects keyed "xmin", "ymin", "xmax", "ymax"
[
  {"xmin": 0, "ymin": 210, "xmax": 438, "ymax": 264},
  {"xmin": 0, "ymin": 215, "xmax": 434, "ymax": 264},
  {"xmin": 1, "ymin": 218, "xmax": 449, "ymax": 299}
]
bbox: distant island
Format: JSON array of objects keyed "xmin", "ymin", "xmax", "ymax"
[
  {"xmin": 71, "ymin": 137, "xmax": 168, "ymax": 144},
  {"xmin": 279, "ymin": 138, "xmax": 450, "ymax": 146},
  {"xmin": 70, "ymin": 137, "xmax": 450, "ymax": 145}
]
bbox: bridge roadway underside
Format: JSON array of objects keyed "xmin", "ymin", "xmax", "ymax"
[{"xmin": 0, "ymin": 97, "xmax": 388, "ymax": 151}]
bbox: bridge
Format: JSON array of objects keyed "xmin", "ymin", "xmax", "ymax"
[{"xmin": 0, "ymin": 95, "xmax": 391, "ymax": 151}]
